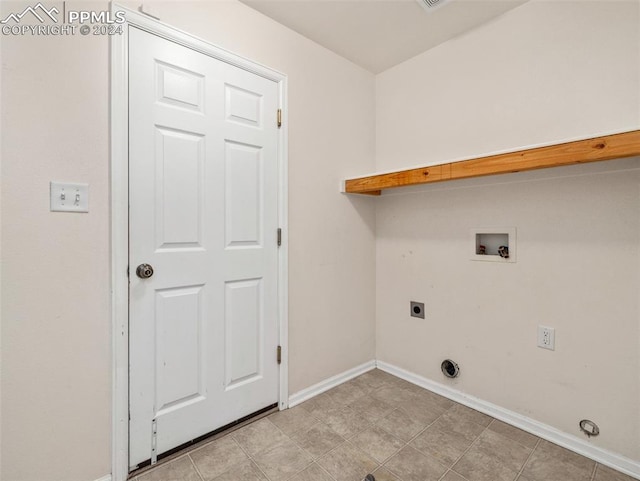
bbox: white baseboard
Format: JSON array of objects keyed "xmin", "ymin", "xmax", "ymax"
[
  {"xmin": 93, "ymin": 475, "xmax": 112, "ymax": 481},
  {"xmin": 288, "ymin": 360, "xmax": 376, "ymax": 408},
  {"xmin": 376, "ymin": 360, "xmax": 640, "ymax": 480}
]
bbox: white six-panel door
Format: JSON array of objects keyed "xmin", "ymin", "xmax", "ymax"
[{"xmin": 128, "ymin": 27, "xmax": 280, "ymax": 468}]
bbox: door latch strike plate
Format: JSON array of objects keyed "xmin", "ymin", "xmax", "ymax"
[
  {"xmin": 277, "ymin": 228, "xmax": 282, "ymax": 247},
  {"xmin": 277, "ymin": 345, "xmax": 282, "ymax": 365},
  {"xmin": 277, "ymin": 109, "xmax": 282, "ymax": 128}
]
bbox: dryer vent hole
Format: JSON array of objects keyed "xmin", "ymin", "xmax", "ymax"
[{"xmin": 441, "ymin": 359, "xmax": 459, "ymax": 378}]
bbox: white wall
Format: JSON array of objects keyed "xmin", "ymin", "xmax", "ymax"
[
  {"xmin": 375, "ymin": 0, "xmax": 640, "ymax": 461},
  {"xmin": 0, "ymin": 1, "xmax": 376, "ymax": 479},
  {"xmin": 377, "ymin": 0, "xmax": 640, "ymax": 171},
  {"xmin": 1, "ymin": 3, "xmax": 112, "ymax": 480}
]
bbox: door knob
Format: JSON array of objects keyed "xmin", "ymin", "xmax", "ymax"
[{"xmin": 136, "ymin": 263, "xmax": 154, "ymax": 279}]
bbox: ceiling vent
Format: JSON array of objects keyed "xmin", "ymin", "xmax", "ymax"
[{"xmin": 416, "ymin": 0, "xmax": 449, "ymax": 12}]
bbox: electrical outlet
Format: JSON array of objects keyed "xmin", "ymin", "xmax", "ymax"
[{"xmin": 537, "ymin": 325, "xmax": 555, "ymax": 351}]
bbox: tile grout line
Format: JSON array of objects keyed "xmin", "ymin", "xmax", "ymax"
[
  {"xmin": 378, "ymin": 412, "xmax": 449, "ymax": 481},
  {"xmin": 436, "ymin": 469, "xmax": 450, "ymax": 481},
  {"xmin": 315, "ymin": 381, "xmax": 397, "ymax": 471},
  {"xmin": 590, "ymin": 462, "xmax": 599, "ymax": 481},
  {"xmin": 266, "ymin": 408, "xmax": 344, "ymax": 481},
  {"xmin": 279, "ymin": 409, "xmax": 347, "ymax": 478},
  {"xmin": 344, "ymin": 379, "xmax": 398, "ymax": 478},
  {"xmin": 364, "ymin": 398, "xmax": 441, "ymax": 468},
  {"xmin": 229, "ymin": 431, "xmax": 274, "ymax": 481},
  {"xmin": 313, "ymin": 461, "xmax": 340, "ymax": 481},
  {"xmin": 353, "ymin": 404, "xmax": 407, "ymax": 478},
  {"xmin": 312, "ymin": 386, "xmax": 394, "ymax": 480},
  {"xmin": 397, "ymin": 404, "xmax": 450, "ymax": 445},
  {"xmin": 281, "ymin": 413, "xmax": 349, "ymax": 481},
  {"xmin": 186, "ymin": 453, "xmax": 206, "ymax": 481},
  {"xmin": 282, "ymin": 463, "xmax": 316, "ymax": 481},
  {"xmin": 486, "ymin": 418, "xmax": 542, "ymax": 450},
  {"xmin": 238, "ymin": 415, "xmax": 322, "ymax": 481},
  {"xmin": 514, "ymin": 437, "xmax": 542, "ymax": 480},
  {"xmin": 364, "ymin": 377, "xmax": 419, "ymax": 481},
  {"xmin": 314, "ymin": 437, "xmax": 381, "ymax": 481},
  {"xmin": 443, "ymin": 418, "xmax": 494, "ymax": 479},
  {"xmin": 435, "ymin": 413, "xmax": 542, "ymax": 481},
  {"xmin": 437, "ymin": 468, "xmax": 472, "ymax": 481},
  {"xmin": 369, "ymin": 386, "xmax": 462, "ymax": 481},
  {"xmin": 382, "ymin": 399, "xmax": 469, "ymax": 469},
  {"xmin": 344, "ymin": 396, "xmax": 409, "ymax": 475}
]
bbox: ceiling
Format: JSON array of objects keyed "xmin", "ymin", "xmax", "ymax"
[{"xmin": 240, "ymin": 0, "xmax": 529, "ymax": 73}]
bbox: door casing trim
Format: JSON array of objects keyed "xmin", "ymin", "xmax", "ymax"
[{"xmin": 110, "ymin": 6, "xmax": 289, "ymax": 480}]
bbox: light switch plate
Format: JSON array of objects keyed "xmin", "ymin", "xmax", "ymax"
[{"xmin": 50, "ymin": 182, "xmax": 89, "ymax": 213}]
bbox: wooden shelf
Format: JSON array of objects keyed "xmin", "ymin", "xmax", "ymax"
[{"xmin": 344, "ymin": 130, "xmax": 640, "ymax": 195}]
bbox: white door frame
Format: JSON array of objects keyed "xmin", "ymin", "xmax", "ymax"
[{"xmin": 110, "ymin": 6, "xmax": 289, "ymax": 480}]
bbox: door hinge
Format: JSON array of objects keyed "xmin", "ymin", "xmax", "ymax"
[
  {"xmin": 277, "ymin": 228, "xmax": 282, "ymax": 247},
  {"xmin": 151, "ymin": 418, "xmax": 158, "ymax": 465},
  {"xmin": 277, "ymin": 345, "xmax": 282, "ymax": 365},
  {"xmin": 277, "ymin": 109, "xmax": 282, "ymax": 128}
]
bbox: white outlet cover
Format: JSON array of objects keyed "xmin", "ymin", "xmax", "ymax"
[
  {"xmin": 537, "ymin": 325, "xmax": 555, "ymax": 351},
  {"xmin": 50, "ymin": 182, "xmax": 89, "ymax": 213}
]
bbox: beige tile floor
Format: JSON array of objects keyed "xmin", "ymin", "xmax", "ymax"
[{"xmin": 134, "ymin": 369, "xmax": 635, "ymax": 481}]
